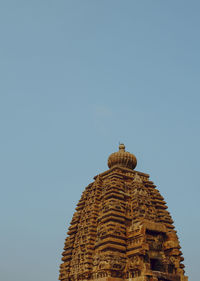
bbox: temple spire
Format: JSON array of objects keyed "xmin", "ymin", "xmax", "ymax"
[{"xmin": 59, "ymin": 145, "xmax": 188, "ymax": 281}]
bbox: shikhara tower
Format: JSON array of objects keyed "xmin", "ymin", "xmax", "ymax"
[{"xmin": 59, "ymin": 144, "xmax": 188, "ymax": 281}]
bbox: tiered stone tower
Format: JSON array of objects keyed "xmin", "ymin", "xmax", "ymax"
[{"xmin": 59, "ymin": 145, "xmax": 188, "ymax": 281}]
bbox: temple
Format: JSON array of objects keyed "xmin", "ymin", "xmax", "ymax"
[{"xmin": 59, "ymin": 144, "xmax": 188, "ymax": 281}]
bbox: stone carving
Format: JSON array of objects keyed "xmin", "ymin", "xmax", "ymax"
[{"xmin": 59, "ymin": 145, "xmax": 188, "ymax": 281}]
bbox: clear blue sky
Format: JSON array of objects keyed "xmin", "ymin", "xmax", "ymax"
[{"xmin": 0, "ymin": 1, "xmax": 199, "ymax": 280}]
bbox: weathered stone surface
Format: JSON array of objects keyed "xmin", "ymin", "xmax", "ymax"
[{"xmin": 59, "ymin": 145, "xmax": 188, "ymax": 281}]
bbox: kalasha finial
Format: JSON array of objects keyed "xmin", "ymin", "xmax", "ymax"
[
  {"xmin": 119, "ymin": 143, "xmax": 125, "ymax": 151},
  {"xmin": 108, "ymin": 144, "xmax": 137, "ymax": 170}
]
